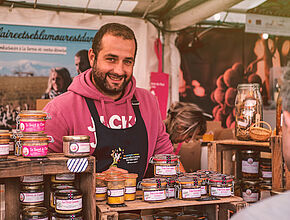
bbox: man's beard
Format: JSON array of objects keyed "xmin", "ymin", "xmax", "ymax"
[{"xmin": 92, "ymin": 67, "xmax": 132, "ymax": 96}]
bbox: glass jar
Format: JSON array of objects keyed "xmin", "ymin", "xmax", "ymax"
[
  {"xmin": 50, "ymin": 184, "xmax": 75, "ymax": 209},
  {"xmin": 260, "ymin": 158, "xmax": 272, "ymax": 180},
  {"xmin": 177, "ymin": 176, "xmax": 201, "ymax": 200},
  {"xmin": 235, "ymin": 83, "xmax": 263, "ymax": 140},
  {"xmin": 122, "ymin": 173, "xmax": 138, "ymax": 201},
  {"xmin": 17, "ymin": 110, "xmax": 50, "ymax": 133},
  {"xmin": 20, "ymin": 175, "xmax": 44, "ymax": 185},
  {"xmin": 105, "ymin": 175, "xmax": 125, "ymax": 205},
  {"xmin": 51, "ymin": 211, "xmax": 82, "ymax": 220},
  {"xmin": 151, "ymin": 154, "xmax": 180, "ymax": 177},
  {"xmin": 55, "ymin": 189, "xmax": 82, "ymax": 214},
  {"xmin": 241, "ymin": 150, "xmax": 260, "ymax": 179},
  {"xmin": 22, "ymin": 206, "xmax": 48, "ymax": 220},
  {"xmin": 119, "ymin": 213, "xmax": 142, "ymax": 220},
  {"xmin": 140, "ymin": 178, "xmax": 167, "ymax": 202},
  {"xmin": 166, "ymin": 177, "xmax": 177, "ymax": 199},
  {"xmin": 208, "ymin": 174, "xmax": 234, "ymax": 197},
  {"xmin": 95, "ymin": 173, "xmax": 107, "ymax": 201},
  {"xmin": 20, "ymin": 184, "xmax": 44, "ymax": 206},
  {"xmin": 185, "ymin": 173, "xmax": 208, "ymax": 196},
  {"xmin": 241, "ymin": 180, "xmax": 260, "ymax": 203},
  {"xmin": 63, "ymin": 135, "xmax": 90, "ymax": 158},
  {"xmin": 51, "ymin": 174, "xmax": 76, "ymax": 183},
  {"xmin": 20, "ymin": 134, "xmax": 53, "ymax": 158}
]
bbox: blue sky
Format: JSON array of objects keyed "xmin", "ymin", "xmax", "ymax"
[{"xmin": 0, "ymin": 24, "xmax": 97, "ymax": 77}]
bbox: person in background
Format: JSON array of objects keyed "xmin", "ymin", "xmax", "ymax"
[
  {"xmin": 43, "ymin": 23, "xmax": 173, "ymax": 180},
  {"xmin": 42, "ymin": 67, "xmax": 72, "ymax": 99},
  {"xmin": 75, "ymin": 49, "xmax": 91, "ymax": 75},
  {"xmin": 231, "ymin": 69, "xmax": 290, "ymax": 220}
]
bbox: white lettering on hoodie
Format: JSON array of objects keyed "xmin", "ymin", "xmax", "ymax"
[{"xmin": 87, "ymin": 117, "xmax": 97, "ymax": 149}]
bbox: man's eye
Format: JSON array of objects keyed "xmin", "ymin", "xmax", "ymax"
[
  {"xmin": 124, "ymin": 60, "xmax": 133, "ymax": 65},
  {"xmin": 107, "ymin": 58, "xmax": 116, "ymax": 62}
]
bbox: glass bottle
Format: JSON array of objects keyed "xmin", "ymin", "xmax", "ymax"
[{"xmin": 235, "ymin": 83, "xmax": 263, "ymax": 140}]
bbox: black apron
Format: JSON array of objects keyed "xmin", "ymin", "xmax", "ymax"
[{"xmin": 85, "ymin": 95, "xmax": 148, "ymax": 181}]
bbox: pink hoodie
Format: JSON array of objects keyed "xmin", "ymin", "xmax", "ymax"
[{"xmin": 43, "ymin": 69, "xmax": 173, "ymax": 166}]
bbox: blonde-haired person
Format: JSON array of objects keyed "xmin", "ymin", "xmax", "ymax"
[{"xmin": 42, "ymin": 67, "xmax": 72, "ymax": 99}]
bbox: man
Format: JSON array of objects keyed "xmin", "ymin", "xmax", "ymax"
[
  {"xmin": 231, "ymin": 69, "xmax": 290, "ymax": 220},
  {"xmin": 44, "ymin": 23, "xmax": 173, "ymax": 180},
  {"xmin": 74, "ymin": 49, "xmax": 91, "ymax": 75}
]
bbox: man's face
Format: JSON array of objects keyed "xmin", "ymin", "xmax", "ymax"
[
  {"xmin": 90, "ymin": 34, "xmax": 135, "ymax": 99},
  {"xmin": 282, "ymin": 111, "xmax": 290, "ymax": 170},
  {"xmin": 75, "ymin": 56, "xmax": 81, "ymax": 74},
  {"xmin": 51, "ymin": 71, "xmax": 64, "ymax": 92}
]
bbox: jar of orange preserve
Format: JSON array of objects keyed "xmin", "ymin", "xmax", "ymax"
[{"xmin": 17, "ymin": 110, "xmax": 51, "ymax": 133}]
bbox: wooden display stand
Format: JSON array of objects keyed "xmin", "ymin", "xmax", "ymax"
[
  {"xmin": 207, "ymin": 139, "xmax": 270, "ymax": 178},
  {"xmin": 0, "ymin": 154, "xmax": 96, "ymax": 219},
  {"xmin": 271, "ymin": 135, "xmax": 290, "ymax": 191},
  {"xmin": 96, "ymin": 196, "xmax": 247, "ymax": 220}
]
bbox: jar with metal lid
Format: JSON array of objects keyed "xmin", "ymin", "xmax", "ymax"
[
  {"xmin": 153, "ymin": 211, "xmax": 177, "ymax": 220},
  {"xmin": 20, "ymin": 184, "xmax": 44, "ymax": 206},
  {"xmin": 185, "ymin": 173, "xmax": 208, "ymax": 196},
  {"xmin": 122, "ymin": 173, "xmax": 138, "ymax": 201},
  {"xmin": 50, "ymin": 184, "xmax": 75, "ymax": 209},
  {"xmin": 63, "ymin": 135, "xmax": 90, "ymax": 158},
  {"xmin": 166, "ymin": 177, "xmax": 177, "ymax": 199},
  {"xmin": 0, "ymin": 130, "xmax": 11, "ymax": 159},
  {"xmin": 95, "ymin": 173, "xmax": 107, "ymax": 201},
  {"xmin": 235, "ymin": 83, "xmax": 263, "ymax": 140},
  {"xmin": 140, "ymin": 178, "xmax": 167, "ymax": 202},
  {"xmin": 19, "ymin": 133, "xmax": 54, "ymax": 158},
  {"xmin": 150, "ymin": 154, "xmax": 180, "ymax": 177},
  {"xmin": 22, "ymin": 206, "xmax": 48, "ymax": 220},
  {"xmin": 241, "ymin": 180, "xmax": 260, "ymax": 203},
  {"xmin": 51, "ymin": 174, "xmax": 76, "ymax": 183},
  {"xmin": 20, "ymin": 175, "xmax": 44, "ymax": 185},
  {"xmin": 9, "ymin": 131, "xmax": 15, "ymax": 155},
  {"xmin": 119, "ymin": 213, "xmax": 142, "ymax": 220},
  {"xmin": 241, "ymin": 150, "xmax": 260, "ymax": 179},
  {"xmin": 51, "ymin": 211, "xmax": 82, "ymax": 220},
  {"xmin": 208, "ymin": 174, "xmax": 234, "ymax": 197},
  {"xmin": 55, "ymin": 189, "xmax": 82, "ymax": 214},
  {"xmin": 105, "ymin": 175, "xmax": 125, "ymax": 205},
  {"xmin": 17, "ymin": 110, "xmax": 51, "ymax": 133},
  {"xmin": 177, "ymin": 176, "xmax": 201, "ymax": 200},
  {"xmin": 260, "ymin": 158, "xmax": 272, "ymax": 180}
]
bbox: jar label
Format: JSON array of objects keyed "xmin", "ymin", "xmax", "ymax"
[
  {"xmin": 181, "ymin": 188, "xmax": 201, "ymax": 199},
  {"xmin": 96, "ymin": 187, "xmax": 107, "ymax": 194},
  {"xmin": 20, "ymin": 121, "xmax": 45, "ymax": 133},
  {"xmin": 107, "ymin": 189, "xmax": 124, "ymax": 197},
  {"xmin": 201, "ymin": 185, "xmax": 207, "ymax": 195},
  {"xmin": 210, "ymin": 187, "xmax": 231, "ymax": 197},
  {"xmin": 166, "ymin": 188, "xmax": 175, "ymax": 198},
  {"xmin": 56, "ymin": 198, "xmax": 82, "ymax": 211},
  {"xmin": 21, "ymin": 175, "xmax": 44, "ymax": 183},
  {"xmin": 125, "ymin": 186, "xmax": 136, "ymax": 194},
  {"xmin": 22, "ymin": 145, "xmax": 48, "ymax": 157},
  {"xmin": 155, "ymin": 165, "xmax": 177, "ymax": 175},
  {"xmin": 144, "ymin": 190, "xmax": 166, "ymax": 201},
  {"xmin": 20, "ymin": 192, "xmax": 44, "ymax": 203},
  {"xmin": 244, "ymin": 99, "xmax": 257, "ymax": 107},
  {"xmin": 237, "ymin": 120, "xmax": 248, "ymax": 128},
  {"xmin": 242, "ymin": 190, "xmax": 259, "ymax": 202},
  {"xmin": 69, "ymin": 142, "xmax": 90, "ymax": 154},
  {"xmin": 242, "ymin": 160, "xmax": 259, "ymax": 174},
  {"xmin": 55, "ymin": 173, "xmax": 75, "ymax": 181},
  {"xmin": 24, "ymin": 218, "xmax": 48, "ymax": 220},
  {"xmin": 0, "ymin": 144, "xmax": 9, "ymax": 155},
  {"xmin": 262, "ymin": 171, "xmax": 272, "ymax": 178},
  {"xmin": 9, "ymin": 142, "xmax": 14, "ymax": 152}
]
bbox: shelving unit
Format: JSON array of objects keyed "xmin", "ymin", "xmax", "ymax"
[
  {"xmin": 0, "ymin": 153, "xmax": 96, "ymax": 219},
  {"xmin": 96, "ymin": 195, "xmax": 246, "ymax": 220}
]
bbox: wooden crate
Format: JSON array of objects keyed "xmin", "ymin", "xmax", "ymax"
[
  {"xmin": 271, "ymin": 135, "xmax": 290, "ymax": 191},
  {"xmin": 0, "ymin": 154, "xmax": 96, "ymax": 219},
  {"xmin": 207, "ymin": 139, "xmax": 270, "ymax": 179},
  {"xmin": 96, "ymin": 195, "xmax": 246, "ymax": 220}
]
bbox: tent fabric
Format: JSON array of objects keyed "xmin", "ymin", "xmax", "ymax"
[{"xmin": 0, "ymin": 6, "xmax": 181, "ymax": 105}]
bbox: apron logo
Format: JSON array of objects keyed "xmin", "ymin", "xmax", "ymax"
[{"xmin": 110, "ymin": 147, "xmax": 124, "ymax": 167}]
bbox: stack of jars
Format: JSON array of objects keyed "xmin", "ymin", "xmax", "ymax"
[
  {"xmin": 260, "ymin": 157, "xmax": 272, "ymax": 190},
  {"xmin": 15, "ymin": 110, "xmax": 53, "ymax": 158},
  {"xmin": 50, "ymin": 173, "xmax": 83, "ymax": 219},
  {"xmin": 95, "ymin": 171, "xmax": 138, "ymax": 206},
  {"xmin": 20, "ymin": 175, "xmax": 48, "ymax": 219},
  {"xmin": 240, "ymin": 150, "xmax": 261, "ymax": 203}
]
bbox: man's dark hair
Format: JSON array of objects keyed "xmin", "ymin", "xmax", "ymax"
[
  {"xmin": 75, "ymin": 49, "xmax": 90, "ymax": 73},
  {"xmin": 92, "ymin": 23, "xmax": 137, "ymax": 59}
]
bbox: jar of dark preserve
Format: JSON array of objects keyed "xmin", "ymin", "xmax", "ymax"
[
  {"xmin": 241, "ymin": 150, "xmax": 260, "ymax": 179},
  {"xmin": 22, "ymin": 206, "xmax": 48, "ymax": 220},
  {"xmin": 241, "ymin": 180, "xmax": 260, "ymax": 203},
  {"xmin": 55, "ymin": 189, "xmax": 82, "ymax": 214},
  {"xmin": 51, "ymin": 211, "xmax": 82, "ymax": 220}
]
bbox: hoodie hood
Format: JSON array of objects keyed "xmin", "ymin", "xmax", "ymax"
[{"xmin": 68, "ymin": 68, "xmax": 136, "ymax": 104}]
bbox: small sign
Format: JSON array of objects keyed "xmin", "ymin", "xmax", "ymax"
[{"xmin": 67, "ymin": 158, "xmax": 88, "ymax": 173}]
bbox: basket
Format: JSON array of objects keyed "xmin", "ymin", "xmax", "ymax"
[{"xmin": 249, "ymin": 121, "xmax": 272, "ymax": 142}]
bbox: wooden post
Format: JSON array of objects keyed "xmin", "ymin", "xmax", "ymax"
[
  {"xmin": 271, "ymin": 136, "xmax": 284, "ymax": 190},
  {"xmin": 5, "ymin": 178, "xmax": 20, "ymax": 220}
]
